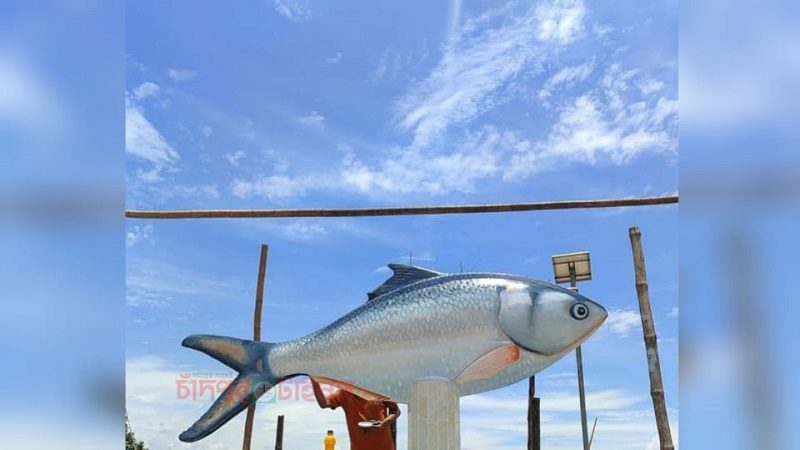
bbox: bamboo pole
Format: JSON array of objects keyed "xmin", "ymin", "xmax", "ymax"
[
  {"xmin": 126, "ymin": 195, "xmax": 678, "ymax": 219},
  {"xmin": 527, "ymin": 376, "xmax": 540, "ymax": 450},
  {"xmin": 628, "ymin": 227, "xmax": 674, "ymax": 450},
  {"xmin": 243, "ymin": 244, "xmax": 269, "ymax": 450},
  {"xmin": 275, "ymin": 415, "xmax": 284, "ymax": 450}
]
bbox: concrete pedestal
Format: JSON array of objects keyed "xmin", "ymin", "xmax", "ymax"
[{"xmin": 407, "ymin": 377, "xmax": 460, "ymax": 450}]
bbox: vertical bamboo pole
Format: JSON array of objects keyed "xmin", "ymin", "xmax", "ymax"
[
  {"xmin": 243, "ymin": 244, "xmax": 269, "ymax": 450},
  {"xmin": 628, "ymin": 227, "xmax": 674, "ymax": 450},
  {"xmin": 275, "ymin": 414, "xmax": 284, "ymax": 450}
]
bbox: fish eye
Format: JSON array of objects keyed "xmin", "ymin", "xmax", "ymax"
[{"xmin": 570, "ymin": 303, "xmax": 589, "ymax": 320}]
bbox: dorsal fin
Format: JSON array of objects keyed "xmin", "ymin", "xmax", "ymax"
[{"xmin": 367, "ymin": 264, "xmax": 443, "ymax": 301}]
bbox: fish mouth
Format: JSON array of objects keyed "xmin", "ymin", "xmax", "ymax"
[
  {"xmin": 543, "ymin": 316, "xmax": 607, "ymax": 357},
  {"xmin": 568, "ymin": 315, "xmax": 607, "ymax": 349}
]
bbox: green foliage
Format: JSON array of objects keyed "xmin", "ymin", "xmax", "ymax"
[{"xmin": 126, "ymin": 414, "xmax": 148, "ymax": 450}]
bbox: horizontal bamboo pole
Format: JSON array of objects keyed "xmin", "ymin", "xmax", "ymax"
[{"xmin": 126, "ymin": 195, "xmax": 678, "ymax": 219}]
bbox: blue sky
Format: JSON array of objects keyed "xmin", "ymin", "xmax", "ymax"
[{"xmin": 125, "ymin": 0, "xmax": 678, "ymax": 448}]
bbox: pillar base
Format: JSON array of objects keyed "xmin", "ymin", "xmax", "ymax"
[{"xmin": 407, "ymin": 377, "xmax": 460, "ymax": 450}]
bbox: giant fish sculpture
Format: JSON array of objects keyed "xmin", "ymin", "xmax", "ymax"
[{"xmin": 179, "ymin": 264, "xmax": 607, "ymax": 442}]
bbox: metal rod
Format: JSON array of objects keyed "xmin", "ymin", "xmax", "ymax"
[
  {"xmin": 588, "ymin": 417, "xmax": 598, "ymax": 449},
  {"xmin": 628, "ymin": 227, "xmax": 674, "ymax": 450},
  {"xmin": 570, "ymin": 264, "xmax": 590, "ymax": 450},
  {"xmin": 576, "ymin": 346, "xmax": 589, "ymax": 450},
  {"xmin": 125, "ymin": 195, "xmax": 678, "ymax": 219},
  {"xmin": 243, "ymin": 244, "xmax": 270, "ymax": 450}
]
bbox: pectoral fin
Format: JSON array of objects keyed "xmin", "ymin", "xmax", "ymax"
[
  {"xmin": 310, "ymin": 376, "xmax": 390, "ymax": 402},
  {"xmin": 455, "ymin": 344, "xmax": 521, "ymax": 385}
]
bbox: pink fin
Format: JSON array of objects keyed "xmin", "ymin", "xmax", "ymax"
[
  {"xmin": 455, "ymin": 344, "xmax": 521, "ymax": 384},
  {"xmin": 310, "ymin": 376, "xmax": 390, "ymax": 402}
]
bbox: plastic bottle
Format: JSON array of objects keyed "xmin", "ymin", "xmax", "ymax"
[{"xmin": 324, "ymin": 429, "xmax": 336, "ymax": 450}]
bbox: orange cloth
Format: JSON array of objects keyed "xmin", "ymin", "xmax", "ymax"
[{"xmin": 327, "ymin": 389, "xmax": 396, "ymax": 450}]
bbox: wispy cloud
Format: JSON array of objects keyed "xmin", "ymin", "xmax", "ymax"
[
  {"xmin": 125, "ymin": 94, "xmax": 179, "ymax": 172},
  {"xmin": 538, "ymin": 59, "xmax": 594, "ymax": 103},
  {"xmin": 228, "ymin": 2, "xmax": 675, "ymax": 202},
  {"xmin": 294, "ymin": 110, "xmax": 325, "ymax": 128},
  {"xmin": 395, "ymin": 0, "xmax": 586, "ymax": 148},
  {"xmin": 326, "ymin": 52, "xmax": 343, "ymax": 64},
  {"xmin": 126, "ymin": 257, "xmax": 234, "ymax": 307},
  {"xmin": 535, "ymin": 0, "xmax": 587, "ymax": 44},
  {"xmin": 507, "ymin": 64, "xmax": 678, "ymax": 179},
  {"xmin": 167, "ymin": 68, "xmax": 197, "ymax": 82},
  {"xmin": 638, "ymin": 77, "xmax": 665, "ymax": 95},
  {"xmin": 338, "ymin": 127, "xmax": 511, "ymax": 195},
  {"xmin": 231, "ymin": 174, "xmax": 317, "ymax": 201},
  {"xmin": 273, "ymin": 0, "xmax": 311, "ymax": 22},
  {"xmin": 126, "ymin": 224, "xmax": 154, "ymax": 248},
  {"xmin": 224, "ymin": 150, "xmax": 246, "ymax": 167},
  {"xmin": 605, "ymin": 308, "xmax": 642, "ymax": 337},
  {"xmin": 667, "ymin": 306, "xmax": 679, "ymax": 318},
  {"xmin": 279, "ymin": 221, "xmax": 328, "ymax": 241},
  {"xmin": 592, "ymin": 23, "xmax": 615, "ymax": 38},
  {"xmin": 132, "ymin": 81, "xmax": 160, "ymax": 101}
]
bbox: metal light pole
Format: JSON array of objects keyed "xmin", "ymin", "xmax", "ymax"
[{"xmin": 552, "ymin": 252, "xmax": 592, "ymax": 450}]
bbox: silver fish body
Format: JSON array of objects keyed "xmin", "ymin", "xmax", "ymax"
[
  {"xmin": 271, "ymin": 274, "xmax": 577, "ymax": 401},
  {"xmin": 178, "ymin": 267, "xmax": 607, "ymax": 442}
]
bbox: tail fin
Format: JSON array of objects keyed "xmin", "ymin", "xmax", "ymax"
[{"xmin": 178, "ymin": 335, "xmax": 281, "ymax": 442}]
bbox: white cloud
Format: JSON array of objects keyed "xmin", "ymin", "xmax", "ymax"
[
  {"xmin": 294, "ymin": 110, "xmax": 325, "ymax": 128},
  {"xmin": 605, "ymin": 308, "xmax": 642, "ymax": 337},
  {"xmin": 167, "ymin": 184, "xmax": 220, "ymax": 199},
  {"xmin": 126, "ymin": 224, "xmax": 154, "ymax": 248},
  {"xmin": 273, "ymin": 0, "xmax": 311, "ymax": 22},
  {"xmin": 538, "ymin": 59, "xmax": 594, "ymax": 101},
  {"xmin": 592, "ymin": 23, "xmax": 615, "ymax": 38},
  {"xmin": 224, "ymin": 150, "xmax": 246, "ymax": 167},
  {"xmin": 125, "ymin": 97, "xmax": 179, "ymax": 167},
  {"xmin": 133, "ymin": 81, "xmax": 160, "ymax": 100},
  {"xmin": 371, "ymin": 48, "xmax": 422, "ymax": 82},
  {"xmin": 507, "ymin": 64, "xmax": 677, "ymax": 179},
  {"xmin": 126, "ymin": 257, "xmax": 233, "ymax": 307},
  {"xmin": 395, "ymin": 0, "xmax": 586, "ymax": 149},
  {"xmin": 233, "ymin": 63, "xmax": 675, "ymax": 201},
  {"xmin": 536, "ymin": 0, "xmax": 587, "ymax": 44},
  {"xmin": 228, "ymin": 9, "xmax": 674, "ymax": 202},
  {"xmin": 231, "ymin": 174, "xmax": 317, "ymax": 201},
  {"xmin": 639, "ymin": 78, "xmax": 665, "ymax": 95},
  {"xmin": 201, "ymin": 124, "xmax": 213, "ymax": 137},
  {"xmin": 136, "ymin": 183, "xmax": 221, "ymax": 203},
  {"xmin": 136, "ymin": 168, "xmax": 163, "ymax": 183},
  {"xmin": 667, "ymin": 307, "xmax": 679, "ymax": 318},
  {"xmin": 339, "ymin": 126, "xmax": 517, "ymax": 195},
  {"xmin": 280, "ymin": 222, "xmax": 328, "ymax": 241},
  {"xmin": 167, "ymin": 68, "xmax": 197, "ymax": 82},
  {"xmin": 326, "ymin": 52, "xmax": 343, "ymax": 64}
]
